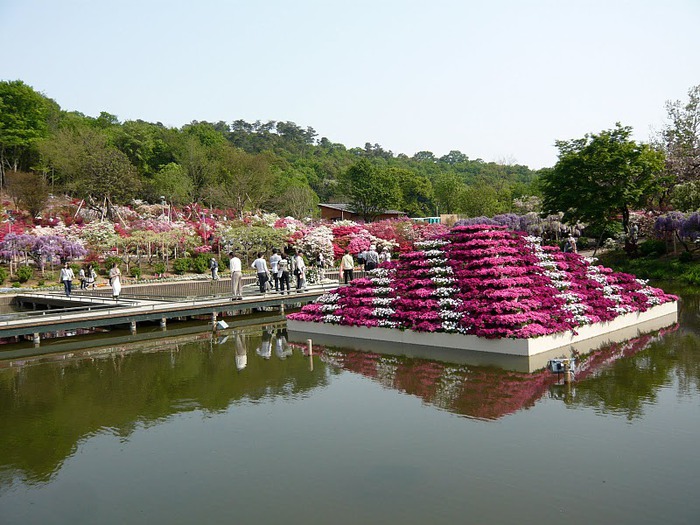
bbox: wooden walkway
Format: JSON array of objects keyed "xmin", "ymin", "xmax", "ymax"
[{"xmin": 0, "ymin": 278, "xmax": 335, "ymax": 345}]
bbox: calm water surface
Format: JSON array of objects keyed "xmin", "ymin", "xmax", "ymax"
[{"xmin": 1, "ymin": 287, "xmax": 699, "ymax": 524}]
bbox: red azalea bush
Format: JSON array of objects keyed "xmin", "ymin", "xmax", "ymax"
[{"xmin": 288, "ymin": 224, "xmax": 677, "ymax": 338}]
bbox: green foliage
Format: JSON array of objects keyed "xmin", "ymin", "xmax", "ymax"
[
  {"xmin": 639, "ymin": 240, "xmax": 667, "ymax": 257},
  {"xmin": 16, "ymin": 265, "xmax": 33, "ymax": 283},
  {"xmin": 12, "ymin": 282, "xmax": 21, "ymax": 288},
  {"xmin": 0, "ymin": 267, "xmax": 7, "ymax": 284},
  {"xmin": 5, "ymin": 81, "xmax": 543, "ymax": 218},
  {"xmin": 670, "ymin": 181, "xmax": 700, "ymax": 212},
  {"xmin": 339, "ymin": 159, "xmax": 400, "ymax": 221},
  {"xmin": 192, "ymin": 254, "xmax": 210, "ymax": 274},
  {"xmin": 131, "ymin": 266, "xmax": 142, "ymax": 279},
  {"xmin": 679, "ymin": 250, "xmax": 693, "ymax": 263},
  {"xmin": 104, "ymin": 256, "xmax": 121, "ymax": 272},
  {"xmin": 153, "ymin": 261, "xmax": 166, "ymax": 275},
  {"xmin": 151, "ymin": 162, "xmax": 193, "ymax": 205},
  {"xmin": 172, "ymin": 257, "xmax": 192, "ymax": 275},
  {"xmin": 541, "ymin": 124, "xmax": 665, "ymax": 234},
  {"xmin": 5, "ymin": 171, "xmax": 49, "ymax": 217}
]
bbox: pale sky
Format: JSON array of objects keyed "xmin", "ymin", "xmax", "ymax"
[{"xmin": 1, "ymin": 0, "xmax": 698, "ymax": 169}]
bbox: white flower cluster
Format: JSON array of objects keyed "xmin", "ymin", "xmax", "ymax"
[
  {"xmin": 370, "ymin": 277, "xmax": 392, "ymax": 286},
  {"xmin": 321, "ymin": 304, "xmax": 340, "ymax": 313},
  {"xmin": 322, "ymin": 314, "xmax": 342, "ymax": 324},
  {"xmin": 438, "ymin": 297, "xmax": 463, "ymax": 309},
  {"xmin": 372, "ymin": 307, "xmax": 396, "ymax": 318},
  {"xmin": 441, "ymin": 321, "xmax": 468, "ymax": 333},
  {"xmin": 318, "ymin": 293, "xmax": 340, "ymax": 304},
  {"xmin": 440, "ymin": 309, "xmax": 462, "ymax": 320},
  {"xmin": 426, "ymin": 257, "xmax": 449, "ymax": 267},
  {"xmin": 433, "ymin": 287, "xmax": 455, "ymax": 297},
  {"xmin": 431, "ymin": 276, "xmax": 456, "ymax": 286},
  {"xmin": 583, "ymin": 257, "xmax": 599, "ymax": 265},
  {"xmin": 423, "ymin": 249, "xmax": 446, "ymax": 258},
  {"xmin": 368, "ymin": 267, "xmax": 393, "ymax": 278},
  {"xmin": 427, "ymin": 265, "xmax": 453, "ymax": 275},
  {"xmin": 376, "ymin": 319, "xmax": 398, "ymax": 328},
  {"xmin": 373, "ymin": 287, "xmax": 394, "ymax": 295},
  {"xmin": 372, "ymin": 297, "xmax": 395, "ymax": 307},
  {"xmin": 415, "ymin": 239, "xmax": 449, "ymax": 249}
]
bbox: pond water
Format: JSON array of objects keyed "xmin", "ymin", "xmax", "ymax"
[{"xmin": 1, "ymin": 287, "xmax": 699, "ymax": 524}]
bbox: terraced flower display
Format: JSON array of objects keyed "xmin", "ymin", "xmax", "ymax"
[{"xmin": 288, "ymin": 224, "xmax": 677, "ymax": 339}]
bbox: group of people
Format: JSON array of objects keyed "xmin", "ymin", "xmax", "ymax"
[
  {"xmin": 339, "ymin": 244, "xmax": 391, "ymax": 284},
  {"xmin": 228, "ymin": 248, "xmax": 309, "ymax": 300},
  {"xmin": 59, "ymin": 261, "xmax": 122, "ymax": 300}
]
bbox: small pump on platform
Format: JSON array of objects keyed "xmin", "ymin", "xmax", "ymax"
[{"xmin": 548, "ymin": 358, "xmax": 576, "ymax": 382}]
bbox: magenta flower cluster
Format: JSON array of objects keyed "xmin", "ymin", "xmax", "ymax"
[{"xmin": 288, "ymin": 224, "xmax": 677, "ymax": 339}]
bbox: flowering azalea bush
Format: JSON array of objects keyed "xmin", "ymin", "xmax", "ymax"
[{"xmin": 288, "ymin": 224, "xmax": 677, "ymax": 339}]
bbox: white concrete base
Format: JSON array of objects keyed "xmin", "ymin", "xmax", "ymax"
[{"xmin": 287, "ymin": 301, "xmax": 678, "ymax": 361}]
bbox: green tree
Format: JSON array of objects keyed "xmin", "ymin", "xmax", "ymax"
[
  {"xmin": 339, "ymin": 159, "xmax": 400, "ymax": 222},
  {"xmin": 0, "ymin": 80, "xmax": 55, "ymax": 185},
  {"xmin": 5, "ymin": 171, "xmax": 49, "ymax": 217},
  {"xmin": 541, "ymin": 124, "xmax": 665, "ymax": 237},
  {"xmin": 433, "ymin": 172, "xmax": 462, "ymax": 214},
  {"xmin": 388, "ymin": 167, "xmax": 434, "ymax": 217},
  {"xmin": 659, "ymin": 85, "xmax": 700, "ymax": 185},
  {"xmin": 151, "ymin": 162, "xmax": 194, "ymax": 205}
]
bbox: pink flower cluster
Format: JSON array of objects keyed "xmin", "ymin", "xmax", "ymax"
[{"xmin": 288, "ymin": 224, "xmax": 677, "ymax": 339}]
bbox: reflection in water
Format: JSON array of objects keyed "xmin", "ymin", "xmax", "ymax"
[
  {"xmin": 1, "ymin": 287, "xmax": 699, "ymax": 501},
  {"xmin": 0, "ymin": 325, "xmax": 330, "ymax": 485},
  {"xmin": 307, "ymin": 325, "xmax": 678, "ymax": 420}
]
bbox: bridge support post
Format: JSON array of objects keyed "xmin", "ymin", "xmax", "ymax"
[
  {"xmin": 211, "ymin": 311, "xmax": 217, "ymax": 330},
  {"xmin": 160, "ymin": 318, "xmax": 167, "ymax": 330},
  {"xmin": 33, "ymin": 333, "xmax": 40, "ymax": 347},
  {"xmin": 130, "ymin": 321, "xmax": 137, "ymax": 334},
  {"xmin": 279, "ymin": 302, "xmax": 285, "ymax": 314}
]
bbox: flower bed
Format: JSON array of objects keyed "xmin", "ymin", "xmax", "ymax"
[{"xmin": 288, "ymin": 224, "xmax": 677, "ymax": 342}]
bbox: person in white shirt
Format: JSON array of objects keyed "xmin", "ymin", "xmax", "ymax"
[
  {"xmin": 294, "ymin": 250, "xmax": 307, "ymax": 292},
  {"xmin": 228, "ymin": 251, "xmax": 243, "ymax": 300},
  {"xmin": 278, "ymin": 253, "xmax": 291, "ymax": 294},
  {"xmin": 340, "ymin": 250, "xmax": 355, "ymax": 284},
  {"xmin": 59, "ymin": 262, "xmax": 75, "ymax": 297},
  {"xmin": 251, "ymin": 252, "xmax": 269, "ymax": 294},
  {"xmin": 379, "ymin": 246, "xmax": 392, "ymax": 263},
  {"xmin": 108, "ymin": 262, "xmax": 122, "ymax": 300},
  {"xmin": 269, "ymin": 248, "xmax": 282, "ymax": 292}
]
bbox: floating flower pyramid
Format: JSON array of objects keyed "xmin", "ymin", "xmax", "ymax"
[{"xmin": 288, "ymin": 224, "xmax": 677, "ymax": 339}]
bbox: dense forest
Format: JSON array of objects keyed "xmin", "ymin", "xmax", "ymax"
[{"xmin": 0, "ymin": 80, "xmax": 541, "ymax": 221}]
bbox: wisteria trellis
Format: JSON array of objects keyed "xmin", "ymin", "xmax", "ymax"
[{"xmin": 288, "ymin": 225, "xmax": 677, "ymax": 339}]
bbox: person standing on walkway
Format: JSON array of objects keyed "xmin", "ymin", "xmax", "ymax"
[
  {"xmin": 340, "ymin": 250, "xmax": 355, "ymax": 284},
  {"xmin": 278, "ymin": 252, "xmax": 291, "ymax": 294},
  {"xmin": 209, "ymin": 257, "xmax": 219, "ymax": 280},
  {"xmin": 365, "ymin": 245, "xmax": 379, "ymax": 271},
  {"xmin": 60, "ymin": 262, "xmax": 75, "ymax": 297},
  {"xmin": 229, "ymin": 251, "xmax": 243, "ymax": 300},
  {"xmin": 109, "ymin": 262, "xmax": 122, "ymax": 301},
  {"xmin": 252, "ymin": 252, "xmax": 269, "ymax": 294},
  {"xmin": 269, "ymin": 248, "xmax": 281, "ymax": 292},
  {"xmin": 86, "ymin": 264, "xmax": 96, "ymax": 289},
  {"xmin": 79, "ymin": 266, "xmax": 87, "ymax": 290},
  {"xmin": 294, "ymin": 250, "xmax": 307, "ymax": 292}
]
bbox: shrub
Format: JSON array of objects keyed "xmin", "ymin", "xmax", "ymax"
[
  {"xmin": 131, "ymin": 266, "xmax": 142, "ymax": 279},
  {"xmin": 192, "ymin": 254, "xmax": 210, "ymax": 274},
  {"xmin": 682, "ymin": 265, "xmax": 700, "ymax": 285},
  {"xmin": 172, "ymin": 258, "xmax": 192, "ymax": 275},
  {"xmin": 153, "ymin": 262, "xmax": 166, "ymax": 276},
  {"xmin": 0, "ymin": 267, "xmax": 7, "ymax": 285},
  {"xmin": 679, "ymin": 250, "xmax": 693, "ymax": 263},
  {"xmin": 104, "ymin": 256, "xmax": 121, "ymax": 274},
  {"xmin": 639, "ymin": 239, "xmax": 666, "ymax": 257},
  {"xmin": 16, "ymin": 265, "xmax": 33, "ymax": 283},
  {"xmin": 12, "ymin": 282, "xmax": 21, "ymax": 288}
]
